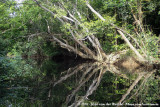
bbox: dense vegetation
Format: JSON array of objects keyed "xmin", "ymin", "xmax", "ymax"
[
  {"xmin": 0, "ymin": 0, "xmax": 160, "ymax": 62},
  {"xmin": 1, "ymin": 0, "xmax": 160, "ymax": 106}
]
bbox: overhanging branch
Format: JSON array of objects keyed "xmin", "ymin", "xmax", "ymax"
[{"xmin": 86, "ymin": 2, "xmax": 145, "ymax": 61}]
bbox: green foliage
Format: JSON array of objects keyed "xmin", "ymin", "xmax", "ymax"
[
  {"xmin": 1, "ymin": 0, "xmax": 160, "ymax": 106},
  {"xmin": 125, "ymin": 72, "xmax": 160, "ymax": 104},
  {"xmin": 0, "ymin": 0, "xmax": 159, "ymax": 59},
  {"xmin": 120, "ymin": 49, "xmax": 133, "ymax": 59},
  {"xmin": 136, "ymin": 31, "xmax": 159, "ymax": 59}
]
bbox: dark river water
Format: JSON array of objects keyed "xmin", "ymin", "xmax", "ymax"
[{"xmin": 0, "ymin": 57, "xmax": 160, "ymax": 107}]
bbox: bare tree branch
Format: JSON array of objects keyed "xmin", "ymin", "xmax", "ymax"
[
  {"xmin": 50, "ymin": 35, "xmax": 88, "ymax": 58},
  {"xmin": 86, "ymin": 2, "xmax": 105, "ymax": 21},
  {"xmin": 68, "ymin": 29, "xmax": 97, "ymax": 59},
  {"xmin": 33, "ymin": 0, "xmax": 73, "ymax": 23},
  {"xmin": 117, "ymin": 30, "xmax": 145, "ymax": 60},
  {"xmin": 86, "ymin": 1, "xmax": 146, "ymax": 61}
]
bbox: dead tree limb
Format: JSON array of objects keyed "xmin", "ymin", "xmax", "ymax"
[{"xmin": 86, "ymin": 2, "xmax": 146, "ymax": 61}]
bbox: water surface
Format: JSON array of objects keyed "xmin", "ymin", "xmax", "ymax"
[{"xmin": 0, "ymin": 57, "xmax": 160, "ymax": 107}]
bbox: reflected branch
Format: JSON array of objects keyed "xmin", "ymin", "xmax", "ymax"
[
  {"xmin": 125, "ymin": 70, "xmax": 156, "ymax": 102},
  {"xmin": 45, "ymin": 61, "xmax": 157, "ymax": 107},
  {"xmin": 65, "ymin": 64, "xmax": 101, "ymax": 105},
  {"xmin": 78, "ymin": 65, "xmax": 95, "ymax": 84},
  {"xmin": 69, "ymin": 67, "xmax": 107, "ymax": 107},
  {"xmin": 53, "ymin": 63, "xmax": 87, "ymax": 87},
  {"xmin": 117, "ymin": 72, "xmax": 147, "ymax": 105},
  {"xmin": 105, "ymin": 64, "xmax": 129, "ymax": 79}
]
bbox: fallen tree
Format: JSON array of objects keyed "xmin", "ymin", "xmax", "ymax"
[{"xmin": 32, "ymin": 0, "xmax": 160, "ymax": 64}]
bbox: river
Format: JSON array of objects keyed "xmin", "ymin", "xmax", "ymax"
[{"xmin": 0, "ymin": 57, "xmax": 160, "ymax": 107}]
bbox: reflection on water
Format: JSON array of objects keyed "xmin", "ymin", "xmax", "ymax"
[{"xmin": 0, "ymin": 58, "xmax": 160, "ymax": 107}]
